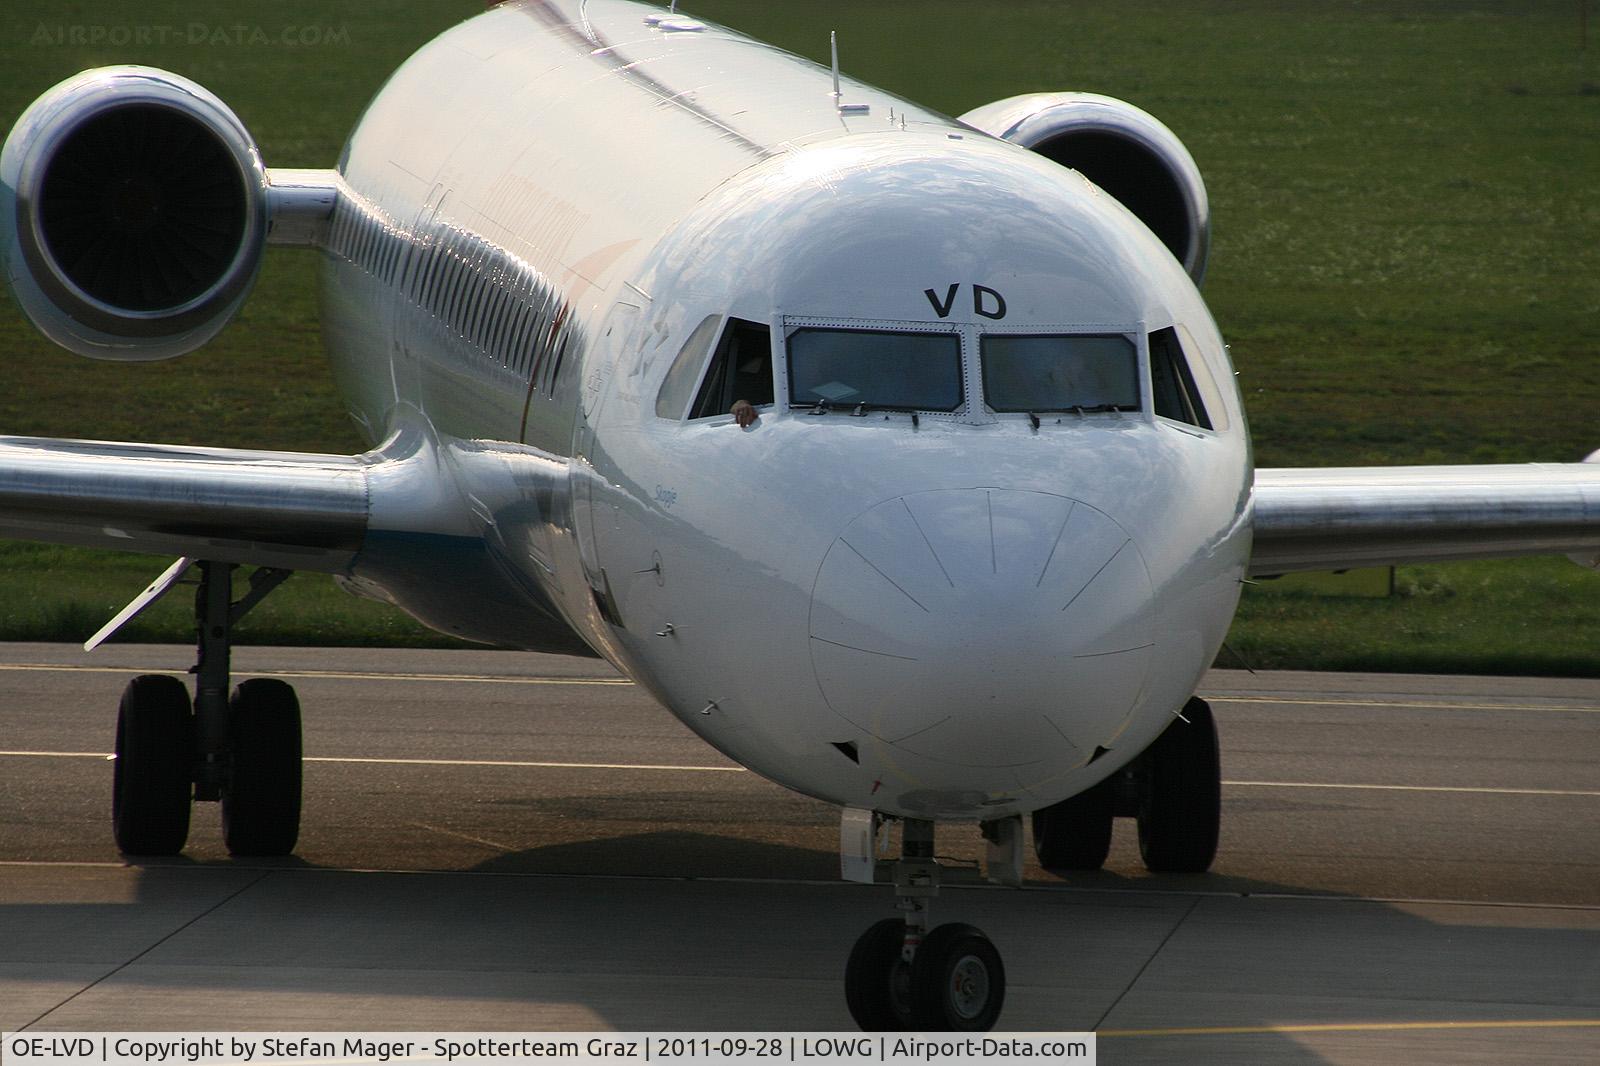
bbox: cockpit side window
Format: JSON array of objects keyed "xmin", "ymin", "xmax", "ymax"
[
  {"xmin": 1177, "ymin": 324, "xmax": 1231, "ymax": 432},
  {"xmin": 691, "ymin": 318, "xmax": 773, "ymax": 419},
  {"xmin": 656, "ymin": 315, "xmax": 723, "ymax": 419},
  {"xmin": 981, "ymin": 334, "xmax": 1140, "ymax": 413},
  {"xmin": 1149, "ymin": 325, "xmax": 1212, "ymax": 430}
]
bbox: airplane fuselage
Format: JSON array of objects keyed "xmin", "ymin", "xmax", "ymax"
[{"xmin": 316, "ymin": 0, "xmax": 1251, "ymax": 820}]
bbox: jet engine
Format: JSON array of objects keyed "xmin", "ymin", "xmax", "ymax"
[
  {"xmin": 1, "ymin": 66, "xmax": 270, "ymax": 360},
  {"xmin": 961, "ymin": 93, "xmax": 1210, "ymax": 286}
]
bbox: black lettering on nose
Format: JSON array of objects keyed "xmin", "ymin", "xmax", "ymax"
[
  {"xmin": 974, "ymin": 284, "xmax": 1007, "ymax": 320},
  {"xmin": 924, "ymin": 283, "xmax": 959, "ymax": 318}
]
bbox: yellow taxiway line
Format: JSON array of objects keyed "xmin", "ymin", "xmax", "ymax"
[{"xmin": 1101, "ymin": 1018, "xmax": 1600, "ymax": 1038}]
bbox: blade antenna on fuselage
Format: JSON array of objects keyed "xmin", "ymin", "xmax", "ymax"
[
  {"xmin": 829, "ymin": 31, "xmax": 870, "ymax": 115},
  {"xmin": 830, "ymin": 31, "xmax": 842, "ymax": 100}
]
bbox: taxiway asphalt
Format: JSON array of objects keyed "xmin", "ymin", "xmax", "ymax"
[{"xmin": 1, "ymin": 643, "xmax": 1596, "ymax": 1064}]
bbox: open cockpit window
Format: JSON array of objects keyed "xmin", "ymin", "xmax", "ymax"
[
  {"xmin": 655, "ymin": 315, "xmax": 722, "ymax": 419},
  {"xmin": 690, "ymin": 317, "xmax": 773, "ymax": 419},
  {"xmin": 980, "ymin": 334, "xmax": 1139, "ymax": 413},
  {"xmin": 787, "ymin": 328, "xmax": 963, "ymax": 412},
  {"xmin": 1149, "ymin": 325, "xmax": 1212, "ymax": 430}
]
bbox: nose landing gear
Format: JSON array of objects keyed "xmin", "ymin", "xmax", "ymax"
[{"xmin": 842, "ymin": 816, "xmax": 1007, "ymax": 1031}]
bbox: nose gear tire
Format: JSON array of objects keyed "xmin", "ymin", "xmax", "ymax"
[
  {"xmin": 845, "ymin": 918, "xmax": 912, "ymax": 1031},
  {"xmin": 908, "ymin": 922, "xmax": 1005, "ymax": 1031}
]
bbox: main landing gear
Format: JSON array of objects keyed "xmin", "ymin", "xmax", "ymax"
[
  {"xmin": 110, "ymin": 560, "xmax": 302, "ymax": 858},
  {"xmin": 843, "ymin": 817, "xmax": 1010, "ymax": 1031},
  {"xmin": 1032, "ymin": 696, "xmax": 1222, "ymax": 874}
]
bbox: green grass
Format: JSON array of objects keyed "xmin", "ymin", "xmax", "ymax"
[
  {"xmin": 2, "ymin": 1, "xmax": 1598, "ymax": 670},
  {"xmin": 0, "ymin": 0, "xmax": 482, "ymax": 452},
  {"xmin": 0, "ymin": 542, "xmax": 454, "ymax": 647},
  {"xmin": 1232, "ymin": 557, "xmax": 1600, "ymax": 676}
]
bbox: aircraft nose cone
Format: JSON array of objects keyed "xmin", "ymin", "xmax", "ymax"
[{"xmin": 809, "ymin": 489, "xmax": 1155, "ymax": 770}]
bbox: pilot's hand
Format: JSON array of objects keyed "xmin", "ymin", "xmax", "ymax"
[{"xmin": 731, "ymin": 399, "xmax": 758, "ymax": 427}]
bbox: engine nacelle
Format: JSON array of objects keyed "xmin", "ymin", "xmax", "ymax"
[
  {"xmin": 961, "ymin": 92, "xmax": 1210, "ymax": 286},
  {"xmin": 1, "ymin": 66, "xmax": 270, "ymax": 361}
]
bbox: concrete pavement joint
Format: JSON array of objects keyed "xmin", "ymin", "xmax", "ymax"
[
  {"xmin": 4, "ymin": 859, "xmax": 1599, "ymax": 911},
  {"xmin": 15, "ymin": 868, "xmax": 274, "ymax": 1031},
  {"xmin": 1092, "ymin": 894, "xmax": 1203, "ymax": 1031}
]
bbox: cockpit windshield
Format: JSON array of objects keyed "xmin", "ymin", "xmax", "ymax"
[
  {"xmin": 786, "ymin": 328, "xmax": 963, "ymax": 412},
  {"xmin": 981, "ymin": 334, "xmax": 1140, "ymax": 413}
]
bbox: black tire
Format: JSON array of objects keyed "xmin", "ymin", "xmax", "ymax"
[
  {"xmin": 112, "ymin": 674, "xmax": 194, "ymax": 856},
  {"xmin": 222, "ymin": 678, "xmax": 302, "ymax": 856},
  {"xmin": 1136, "ymin": 696, "xmax": 1221, "ymax": 873},
  {"xmin": 909, "ymin": 922, "xmax": 1006, "ymax": 1031},
  {"xmin": 1032, "ymin": 775, "xmax": 1115, "ymax": 871},
  {"xmin": 845, "ymin": 918, "xmax": 911, "ymax": 1031}
]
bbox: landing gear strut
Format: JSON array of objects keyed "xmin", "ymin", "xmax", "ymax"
[
  {"xmin": 843, "ymin": 817, "xmax": 1007, "ymax": 1031},
  {"xmin": 1031, "ymin": 696, "xmax": 1222, "ymax": 874},
  {"xmin": 109, "ymin": 559, "xmax": 301, "ymax": 857}
]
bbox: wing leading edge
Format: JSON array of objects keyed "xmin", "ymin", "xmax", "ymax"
[
  {"xmin": 1250, "ymin": 461, "xmax": 1600, "ymax": 576},
  {"xmin": 0, "ymin": 429, "xmax": 595, "ymax": 654},
  {"xmin": 0, "ymin": 435, "xmax": 368, "ymax": 572}
]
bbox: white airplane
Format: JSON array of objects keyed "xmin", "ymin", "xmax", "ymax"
[{"xmin": 2, "ymin": 0, "xmax": 1597, "ymax": 1032}]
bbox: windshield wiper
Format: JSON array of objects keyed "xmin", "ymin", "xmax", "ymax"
[
  {"xmin": 1063, "ymin": 404, "xmax": 1134, "ymax": 415},
  {"xmin": 851, "ymin": 402, "xmax": 929, "ymax": 419}
]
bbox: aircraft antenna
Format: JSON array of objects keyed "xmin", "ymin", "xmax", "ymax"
[
  {"xmin": 643, "ymin": 1, "xmax": 678, "ymax": 25},
  {"xmin": 829, "ymin": 31, "xmax": 871, "ymax": 114},
  {"xmin": 830, "ymin": 31, "xmax": 841, "ymax": 100}
]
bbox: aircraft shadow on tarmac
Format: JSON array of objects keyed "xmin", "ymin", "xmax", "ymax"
[
  {"xmin": 4, "ymin": 742, "xmax": 1596, "ymax": 1056},
  {"xmin": 10, "ymin": 830, "xmax": 1596, "ymax": 1064}
]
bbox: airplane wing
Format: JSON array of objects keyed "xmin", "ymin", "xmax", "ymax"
[
  {"xmin": 1250, "ymin": 461, "xmax": 1600, "ymax": 576},
  {"xmin": 0, "ymin": 434, "xmax": 368, "ymax": 573}
]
